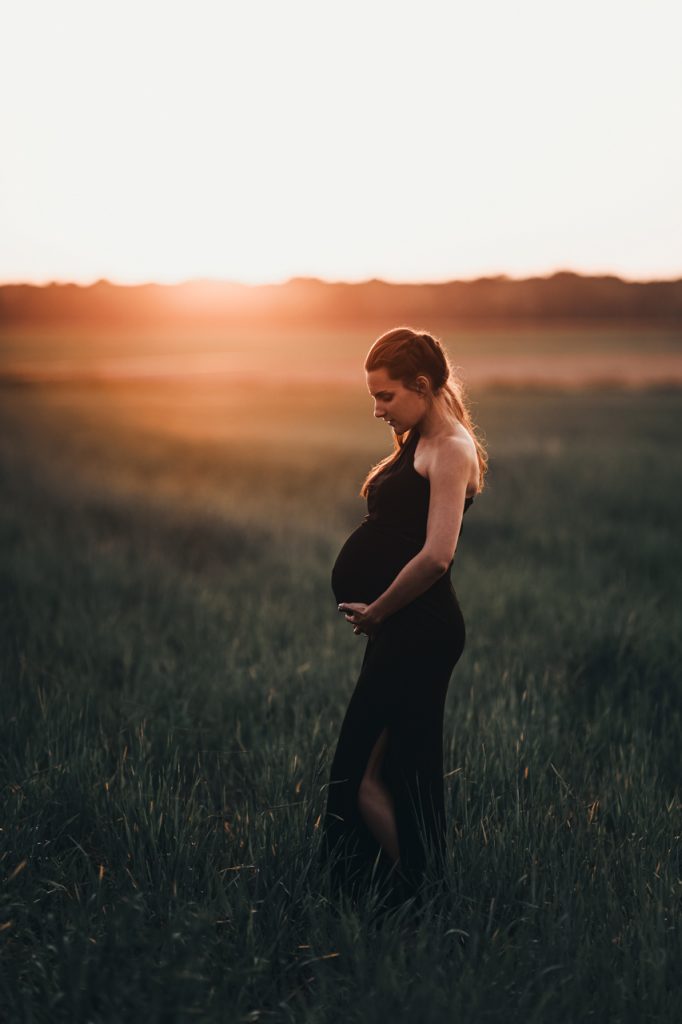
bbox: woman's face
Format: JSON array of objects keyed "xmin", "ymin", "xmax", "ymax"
[{"xmin": 366, "ymin": 366, "xmax": 427, "ymax": 433}]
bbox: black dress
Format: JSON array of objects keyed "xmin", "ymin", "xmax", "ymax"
[{"xmin": 321, "ymin": 426, "xmax": 474, "ymax": 901}]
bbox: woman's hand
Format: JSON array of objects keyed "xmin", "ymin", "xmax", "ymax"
[{"xmin": 338, "ymin": 602, "xmax": 383, "ymax": 637}]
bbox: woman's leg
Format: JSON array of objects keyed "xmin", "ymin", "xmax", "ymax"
[
  {"xmin": 357, "ymin": 726, "xmax": 401, "ymax": 865},
  {"xmin": 320, "ymin": 639, "xmax": 392, "ymax": 892}
]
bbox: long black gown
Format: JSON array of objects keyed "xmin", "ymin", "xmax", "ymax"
[{"xmin": 321, "ymin": 425, "xmax": 474, "ymax": 902}]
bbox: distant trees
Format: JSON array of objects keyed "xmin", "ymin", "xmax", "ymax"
[{"xmin": 1, "ymin": 272, "xmax": 681, "ymax": 326}]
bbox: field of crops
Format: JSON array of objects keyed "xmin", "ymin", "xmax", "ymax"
[{"xmin": 1, "ymin": 357, "xmax": 681, "ymax": 1021}]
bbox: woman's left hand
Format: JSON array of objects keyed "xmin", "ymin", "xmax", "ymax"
[{"xmin": 338, "ymin": 602, "xmax": 382, "ymax": 637}]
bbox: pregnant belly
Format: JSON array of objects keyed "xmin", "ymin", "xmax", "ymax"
[{"xmin": 331, "ymin": 521, "xmax": 422, "ymax": 606}]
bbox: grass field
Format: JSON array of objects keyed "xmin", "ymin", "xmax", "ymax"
[{"xmin": 1, "ymin": 370, "xmax": 681, "ymax": 1022}]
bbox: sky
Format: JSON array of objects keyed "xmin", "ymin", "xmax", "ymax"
[{"xmin": 1, "ymin": 0, "xmax": 681, "ymax": 286}]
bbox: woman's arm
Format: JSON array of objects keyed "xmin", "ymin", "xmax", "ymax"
[
  {"xmin": 368, "ymin": 549, "xmax": 452, "ymax": 624},
  {"xmin": 369, "ymin": 437, "xmax": 470, "ymax": 624}
]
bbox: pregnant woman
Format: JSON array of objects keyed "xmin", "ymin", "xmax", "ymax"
[{"xmin": 321, "ymin": 327, "xmax": 487, "ymax": 910}]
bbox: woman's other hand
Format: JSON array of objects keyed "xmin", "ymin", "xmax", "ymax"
[{"xmin": 338, "ymin": 602, "xmax": 383, "ymax": 637}]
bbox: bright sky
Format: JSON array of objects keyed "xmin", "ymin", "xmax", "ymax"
[{"xmin": 1, "ymin": 0, "xmax": 680, "ymax": 286}]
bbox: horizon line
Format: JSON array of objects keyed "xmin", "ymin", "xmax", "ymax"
[{"xmin": 2, "ymin": 267, "xmax": 682, "ymax": 289}]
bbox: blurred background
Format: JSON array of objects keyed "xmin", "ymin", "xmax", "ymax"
[
  {"xmin": 2, "ymin": 2, "xmax": 682, "ymax": 1020},
  {"xmin": 2, "ymin": 0, "xmax": 680, "ymax": 462}
]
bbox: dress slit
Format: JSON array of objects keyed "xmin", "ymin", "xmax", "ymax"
[
  {"xmin": 321, "ymin": 636, "xmax": 396, "ymax": 893},
  {"xmin": 321, "ymin": 614, "xmax": 458, "ymax": 897}
]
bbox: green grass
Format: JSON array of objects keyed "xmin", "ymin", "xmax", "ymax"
[{"xmin": 1, "ymin": 381, "xmax": 681, "ymax": 1022}]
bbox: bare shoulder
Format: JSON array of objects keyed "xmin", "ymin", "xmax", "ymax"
[{"xmin": 416, "ymin": 429, "xmax": 480, "ymax": 495}]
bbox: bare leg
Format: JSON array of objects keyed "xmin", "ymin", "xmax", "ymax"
[{"xmin": 357, "ymin": 726, "xmax": 401, "ymax": 867}]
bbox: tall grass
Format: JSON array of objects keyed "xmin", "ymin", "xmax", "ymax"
[{"xmin": 1, "ymin": 383, "xmax": 681, "ymax": 1022}]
